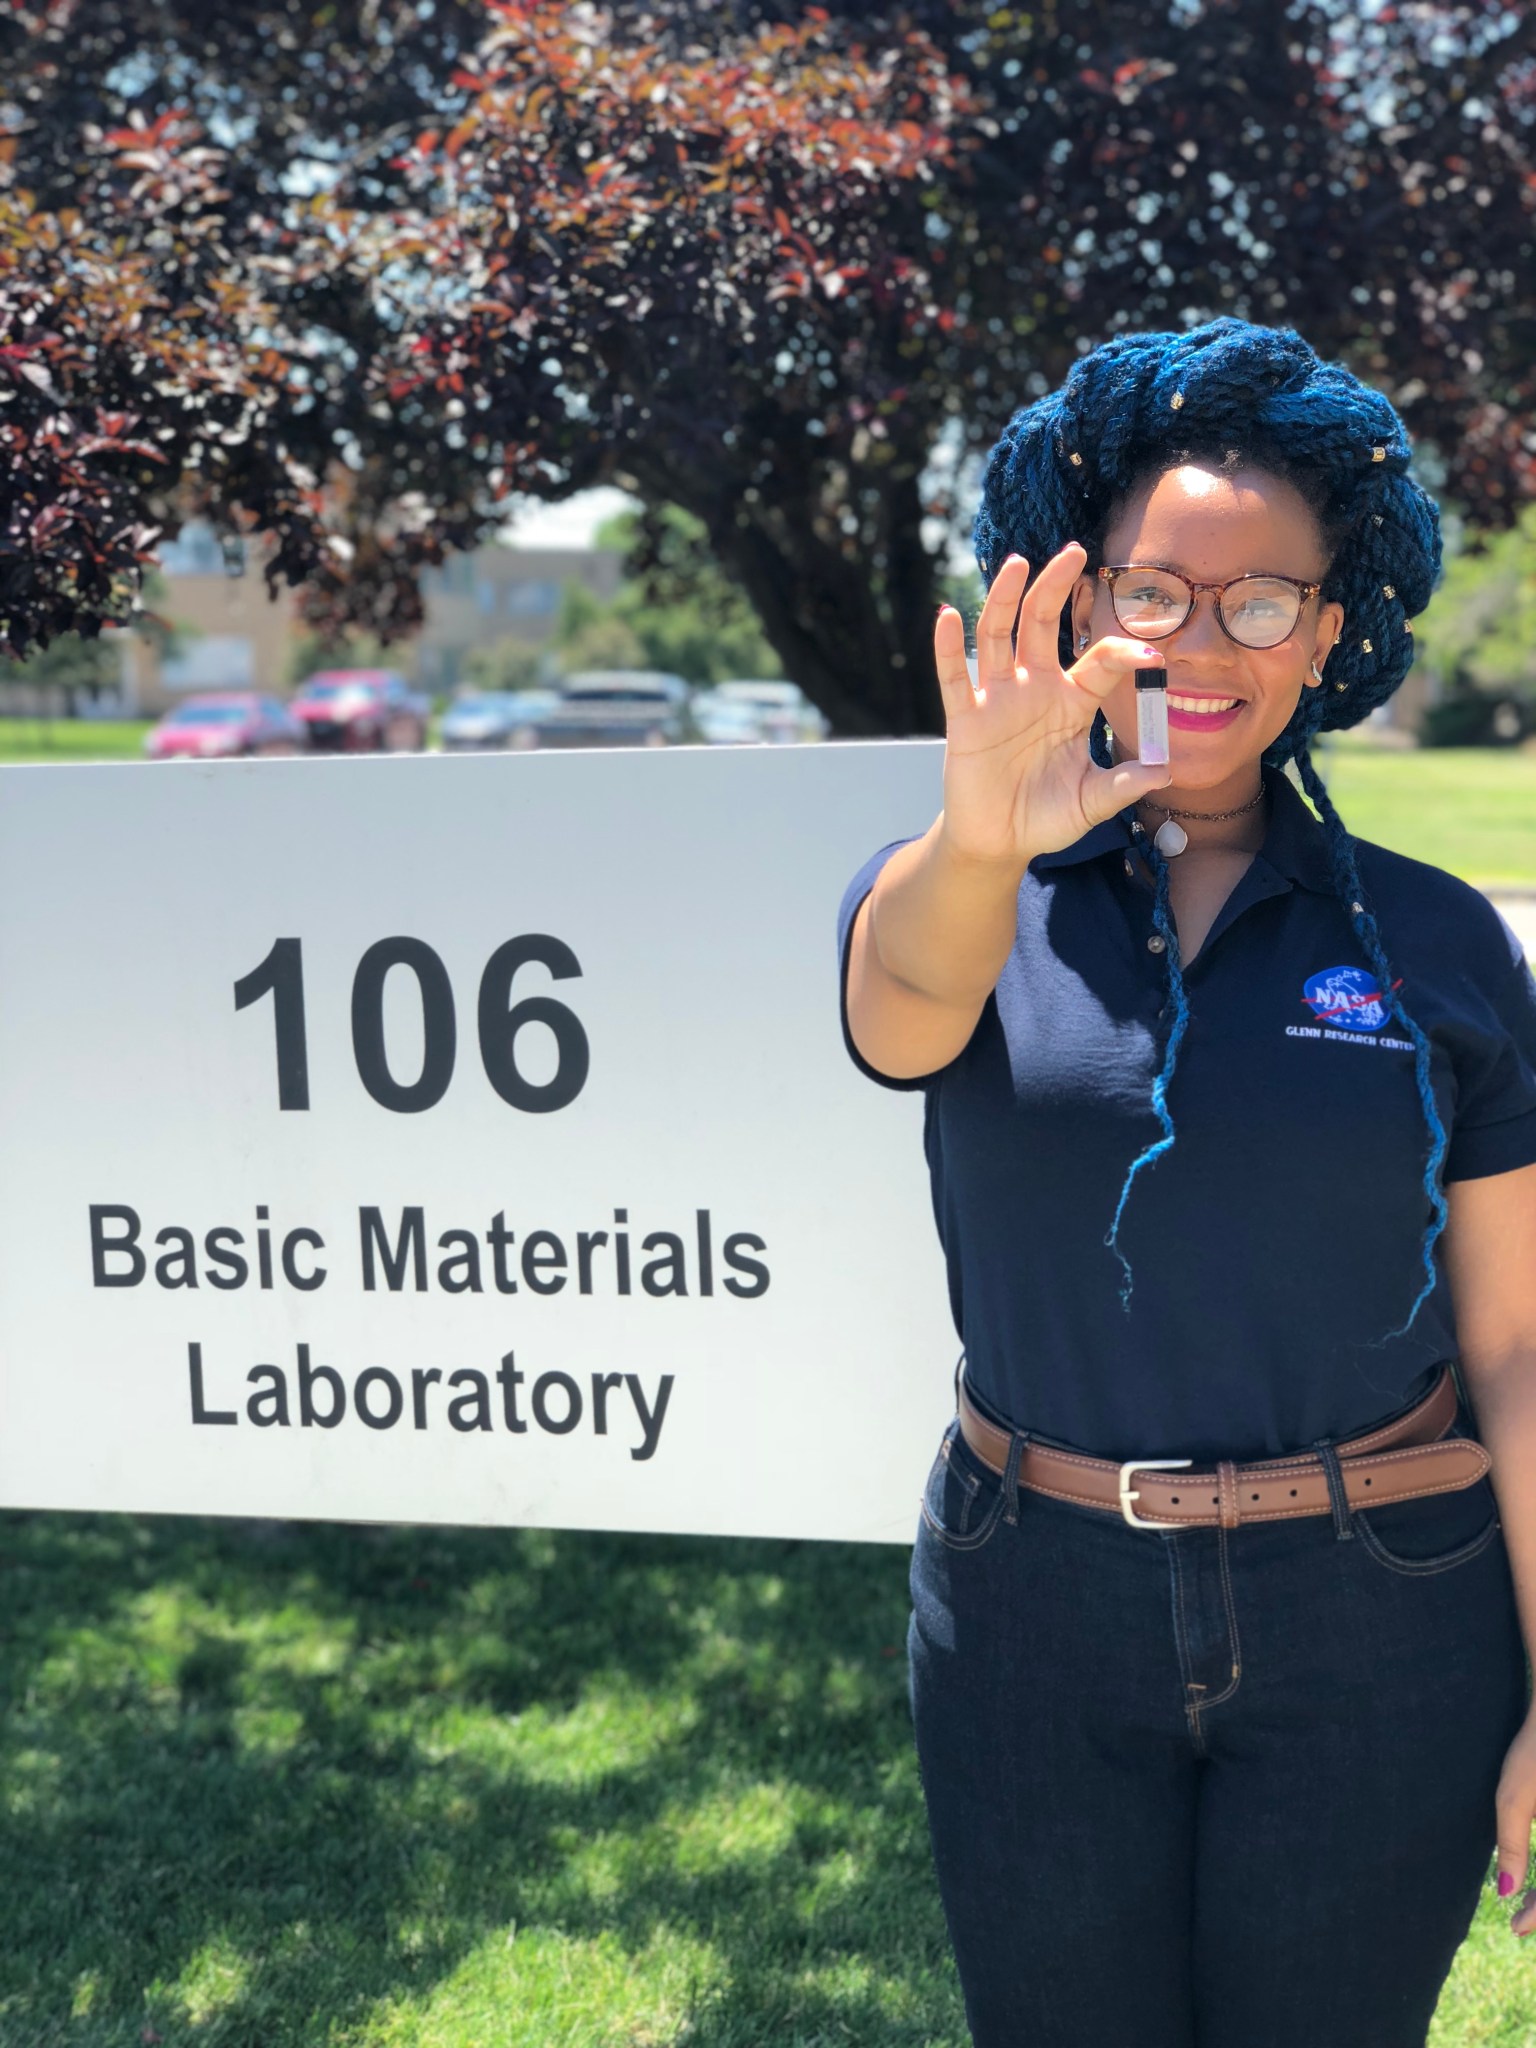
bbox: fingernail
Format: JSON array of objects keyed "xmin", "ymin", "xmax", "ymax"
[
  {"xmin": 1500, "ymin": 1872, "xmax": 1516, "ymax": 1897},
  {"xmin": 1141, "ymin": 646, "xmax": 1162, "ymax": 661}
]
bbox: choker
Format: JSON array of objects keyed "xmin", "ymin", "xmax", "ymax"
[{"xmin": 1137, "ymin": 784, "xmax": 1266, "ymax": 858}]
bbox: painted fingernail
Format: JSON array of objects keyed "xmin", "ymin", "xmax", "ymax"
[
  {"xmin": 1499, "ymin": 1872, "xmax": 1515, "ymax": 1897},
  {"xmin": 1141, "ymin": 646, "xmax": 1162, "ymax": 661}
]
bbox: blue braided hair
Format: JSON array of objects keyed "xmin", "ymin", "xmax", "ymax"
[{"xmin": 973, "ymin": 316, "xmax": 1445, "ymax": 1328}]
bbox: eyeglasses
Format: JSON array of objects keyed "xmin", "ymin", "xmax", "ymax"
[{"xmin": 1098, "ymin": 564, "xmax": 1323, "ymax": 651}]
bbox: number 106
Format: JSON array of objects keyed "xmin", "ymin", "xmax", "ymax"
[{"xmin": 234, "ymin": 935, "xmax": 589, "ymax": 1114}]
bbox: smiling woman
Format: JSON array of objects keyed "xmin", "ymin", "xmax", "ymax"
[
  {"xmin": 1085, "ymin": 467, "xmax": 1342, "ymax": 784},
  {"xmin": 836, "ymin": 316, "xmax": 1536, "ymax": 2048}
]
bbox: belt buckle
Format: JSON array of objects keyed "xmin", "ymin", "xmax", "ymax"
[{"xmin": 1118, "ymin": 1457, "xmax": 1193, "ymax": 1531}]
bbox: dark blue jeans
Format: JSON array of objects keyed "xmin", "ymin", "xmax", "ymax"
[{"xmin": 908, "ymin": 1392, "xmax": 1530, "ymax": 2048}]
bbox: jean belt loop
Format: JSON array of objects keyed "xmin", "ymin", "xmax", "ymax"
[
  {"xmin": 1001, "ymin": 1426, "xmax": 1031, "ymax": 1526},
  {"xmin": 1312, "ymin": 1436, "xmax": 1356, "ymax": 1541}
]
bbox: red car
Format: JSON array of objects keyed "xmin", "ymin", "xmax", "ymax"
[
  {"xmin": 143, "ymin": 693, "xmax": 307, "ymax": 760},
  {"xmin": 289, "ymin": 669, "xmax": 432, "ymax": 752}
]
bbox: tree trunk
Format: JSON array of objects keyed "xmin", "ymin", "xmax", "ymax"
[{"xmin": 638, "ymin": 441, "xmax": 948, "ymax": 737}]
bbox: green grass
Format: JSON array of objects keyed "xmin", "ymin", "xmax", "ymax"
[
  {"xmin": 0, "ymin": 717, "xmax": 453, "ymax": 762},
  {"xmin": 1435, "ymin": 1895, "xmax": 1536, "ymax": 2045},
  {"xmin": 0, "ymin": 718, "xmax": 154, "ymax": 761},
  {"xmin": 0, "ymin": 1513, "xmax": 951, "ymax": 2048},
  {"xmin": 1309, "ymin": 738, "xmax": 1536, "ymax": 890},
  {"xmin": 0, "ymin": 1510, "xmax": 1529, "ymax": 2046}
]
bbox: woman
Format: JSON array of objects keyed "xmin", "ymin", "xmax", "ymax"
[{"xmin": 836, "ymin": 317, "xmax": 1536, "ymax": 2047}]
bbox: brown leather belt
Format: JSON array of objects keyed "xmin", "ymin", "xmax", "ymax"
[{"xmin": 956, "ymin": 1364, "xmax": 1491, "ymax": 1530}]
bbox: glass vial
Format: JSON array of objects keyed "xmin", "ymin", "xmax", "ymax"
[{"xmin": 1135, "ymin": 667, "xmax": 1169, "ymax": 766}]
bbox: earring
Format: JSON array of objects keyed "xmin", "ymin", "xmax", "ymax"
[
  {"xmin": 1309, "ymin": 659, "xmax": 1325, "ymax": 683},
  {"xmin": 1077, "ymin": 632, "xmax": 1090, "ymax": 651}
]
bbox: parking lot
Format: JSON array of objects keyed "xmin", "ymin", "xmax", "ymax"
[{"xmin": 118, "ymin": 670, "xmax": 835, "ymax": 762}]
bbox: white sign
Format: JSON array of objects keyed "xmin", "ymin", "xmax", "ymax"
[{"xmin": 0, "ymin": 742, "xmax": 959, "ymax": 1543}]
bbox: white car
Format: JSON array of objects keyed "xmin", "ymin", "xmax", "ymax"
[
  {"xmin": 711, "ymin": 679, "xmax": 830, "ymax": 743},
  {"xmin": 689, "ymin": 689, "xmax": 770, "ymax": 746},
  {"xmin": 439, "ymin": 689, "xmax": 562, "ymax": 751}
]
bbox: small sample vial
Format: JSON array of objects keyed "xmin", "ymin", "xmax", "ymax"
[{"xmin": 1135, "ymin": 667, "xmax": 1169, "ymax": 766}]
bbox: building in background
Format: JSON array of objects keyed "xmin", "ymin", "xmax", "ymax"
[
  {"xmin": 415, "ymin": 543, "xmax": 623, "ymax": 694},
  {"xmin": 119, "ymin": 522, "xmax": 292, "ymax": 715},
  {"xmin": 122, "ymin": 524, "xmax": 623, "ymax": 715}
]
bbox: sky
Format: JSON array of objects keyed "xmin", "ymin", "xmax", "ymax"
[{"xmin": 497, "ymin": 489, "xmax": 640, "ymax": 551}]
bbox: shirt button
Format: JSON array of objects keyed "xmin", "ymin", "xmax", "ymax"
[
  {"xmin": 1123, "ymin": 857, "xmax": 1135, "ymax": 878},
  {"xmin": 1147, "ymin": 933, "xmax": 1167, "ymax": 954}
]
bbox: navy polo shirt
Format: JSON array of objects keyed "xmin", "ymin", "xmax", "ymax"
[{"xmin": 837, "ymin": 762, "xmax": 1536, "ymax": 1463}]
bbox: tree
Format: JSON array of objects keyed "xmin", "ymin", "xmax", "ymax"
[
  {"xmin": 3, "ymin": 1, "xmax": 1534, "ymax": 733},
  {"xmin": 0, "ymin": 106, "xmax": 346, "ymax": 664},
  {"xmin": 285, "ymin": 627, "xmax": 402, "ymax": 687},
  {"xmin": 0, "ymin": 565, "xmax": 181, "ymax": 711},
  {"xmin": 460, "ymin": 636, "xmax": 550, "ymax": 692},
  {"xmin": 0, "ymin": 628, "xmax": 120, "ymax": 712},
  {"xmin": 1411, "ymin": 507, "xmax": 1536, "ymax": 741},
  {"xmin": 595, "ymin": 506, "xmax": 783, "ymax": 683}
]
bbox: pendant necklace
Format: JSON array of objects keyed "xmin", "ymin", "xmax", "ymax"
[{"xmin": 1137, "ymin": 783, "xmax": 1266, "ymax": 858}]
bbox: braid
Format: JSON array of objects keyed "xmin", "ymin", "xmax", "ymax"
[
  {"xmin": 1094, "ymin": 696, "xmax": 1194, "ymax": 1310},
  {"xmin": 1293, "ymin": 747, "xmax": 1448, "ymax": 1334},
  {"xmin": 1103, "ymin": 836, "xmax": 1190, "ymax": 1309},
  {"xmin": 975, "ymin": 316, "xmax": 1445, "ymax": 1326}
]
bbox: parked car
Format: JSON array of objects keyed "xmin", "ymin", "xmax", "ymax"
[
  {"xmin": 289, "ymin": 669, "xmax": 432, "ymax": 752},
  {"xmin": 710, "ymin": 679, "xmax": 830, "ymax": 743},
  {"xmin": 439, "ymin": 689, "xmax": 562, "ymax": 752},
  {"xmin": 689, "ymin": 688, "xmax": 771, "ymax": 746},
  {"xmin": 524, "ymin": 671, "xmax": 697, "ymax": 749},
  {"xmin": 143, "ymin": 693, "xmax": 307, "ymax": 760}
]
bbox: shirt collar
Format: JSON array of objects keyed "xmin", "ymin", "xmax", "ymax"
[
  {"xmin": 1030, "ymin": 759, "xmax": 1337, "ymax": 896},
  {"xmin": 1256, "ymin": 760, "xmax": 1338, "ymax": 895}
]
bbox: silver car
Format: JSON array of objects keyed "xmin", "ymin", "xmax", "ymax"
[{"xmin": 529, "ymin": 671, "xmax": 697, "ymax": 749}]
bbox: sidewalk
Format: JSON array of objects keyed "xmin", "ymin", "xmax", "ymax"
[{"xmin": 1486, "ymin": 894, "xmax": 1536, "ymax": 962}]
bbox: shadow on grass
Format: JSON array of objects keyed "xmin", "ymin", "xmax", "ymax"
[{"xmin": 0, "ymin": 1511, "xmax": 964, "ymax": 2048}]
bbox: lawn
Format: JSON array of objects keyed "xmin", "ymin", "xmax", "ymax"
[
  {"xmin": 1312, "ymin": 736, "xmax": 1536, "ymax": 891},
  {"xmin": 0, "ymin": 1508, "xmax": 1529, "ymax": 2047},
  {"xmin": 0, "ymin": 718, "xmax": 452, "ymax": 765},
  {"xmin": 0, "ymin": 1512, "xmax": 947, "ymax": 2048},
  {"xmin": 0, "ymin": 718, "xmax": 154, "ymax": 762}
]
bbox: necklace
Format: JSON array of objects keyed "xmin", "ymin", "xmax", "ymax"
[{"xmin": 1135, "ymin": 784, "xmax": 1266, "ymax": 858}]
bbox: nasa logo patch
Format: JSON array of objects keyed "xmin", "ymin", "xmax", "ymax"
[{"xmin": 1302, "ymin": 965, "xmax": 1390, "ymax": 1033}]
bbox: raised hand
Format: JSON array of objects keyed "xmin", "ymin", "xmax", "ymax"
[{"xmin": 933, "ymin": 542, "xmax": 1174, "ymax": 869}]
